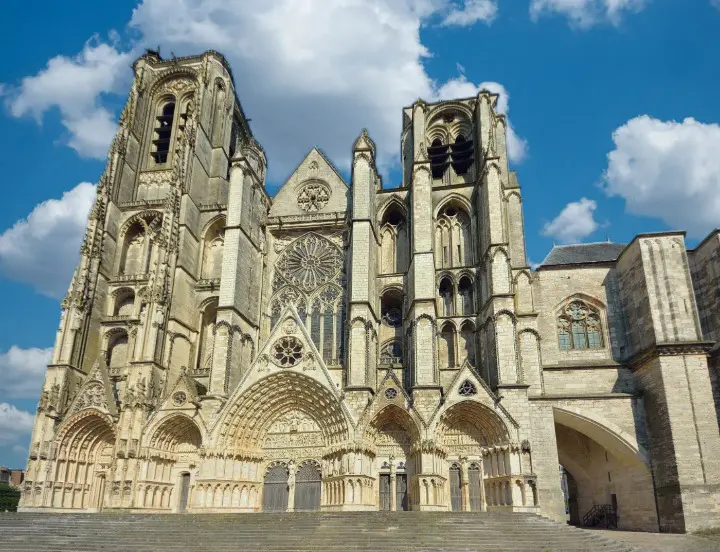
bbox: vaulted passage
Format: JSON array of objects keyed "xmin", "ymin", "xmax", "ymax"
[{"xmin": 553, "ymin": 409, "xmax": 658, "ymax": 532}]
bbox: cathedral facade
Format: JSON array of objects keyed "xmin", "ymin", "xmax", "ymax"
[{"xmin": 20, "ymin": 50, "xmax": 720, "ymax": 533}]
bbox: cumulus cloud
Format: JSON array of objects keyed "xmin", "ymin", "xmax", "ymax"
[
  {"xmin": 5, "ymin": 1, "xmax": 521, "ymax": 183},
  {"xmin": 530, "ymin": 0, "xmax": 647, "ymax": 27},
  {"xmin": 0, "ymin": 346, "xmax": 52, "ymax": 399},
  {"xmin": 436, "ymin": 77, "xmax": 528, "ymax": 162},
  {"xmin": 603, "ymin": 116, "xmax": 720, "ymax": 239},
  {"xmin": 0, "ymin": 182, "xmax": 96, "ymax": 298},
  {"xmin": 441, "ymin": 0, "xmax": 498, "ymax": 26},
  {"xmin": 1, "ymin": 38, "xmax": 132, "ymax": 159},
  {"xmin": 542, "ymin": 198, "xmax": 600, "ymax": 243},
  {"xmin": 0, "ymin": 403, "xmax": 35, "ymax": 449}
]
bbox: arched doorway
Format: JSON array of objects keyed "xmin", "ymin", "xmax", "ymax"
[
  {"xmin": 449, "ymin": 464, "xmax": 462, "ymax": 511},
  {"xmin": 365, "ymin": 406, "xmax": 420, "ymax": 511},
  {"xmin": 436, "ymin": 399, "xmax": 511, "ymax": 512},
  {"xmin": 143, "ymin": 415, "xmax": 202, "ymax": 511},
  {"xmin": 294, "ymin": 461, "xmax": 321, "ymax": 511},
  {"xmin": 263, "ymin": 463, "xmax": 289, "ymax": 512}
]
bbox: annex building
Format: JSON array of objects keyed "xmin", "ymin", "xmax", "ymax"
[{"xmin": 19, "ymin": 50, "xmax": 720, "ymax": 533}]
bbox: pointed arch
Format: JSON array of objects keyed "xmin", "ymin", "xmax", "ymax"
[
  {"xmin": 200, "ymin": 216, "xmax": 226, "ymax": 280},
  {"xmin": 439, "ymin": 321, "xmax": 457, "ymax": 368}
]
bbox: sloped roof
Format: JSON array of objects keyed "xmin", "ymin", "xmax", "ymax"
[{"xmin": 539, "ymin": 242, "xmax": 627, "ymax": 268}]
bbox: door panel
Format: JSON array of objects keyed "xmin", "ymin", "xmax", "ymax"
[
  {"xmin": 449, "ymin": 466, "xmax": 462, "ymax": 511},
  {"xmin": 468, "ymin": 466, "xmax": 482, "ymax": 511},
  {"xmin": 379, "ymin": 474, "xmax": 391, "ymax": 511},
  {"xmin": 396, "ymin": 474, "xmax": 408, "ymax": 511},
  {"xmin": 178, "ymin": 473, "xmax": 190, "ymax": 513},
  {"xmin": 263, "ymin": 465, "xmax": 289, "ymax": 512},
  {"xmin": 294, "ymin": 462, "xmax": 321, "ymax": 511}
]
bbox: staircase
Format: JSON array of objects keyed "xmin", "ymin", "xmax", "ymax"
[
  {"xmin": 0, "ymin": 511, "xmax": 637, "ymax": 551},
  {"xmin": 583, "ymin": 505, "xmax": 619, "ymax": 529}
]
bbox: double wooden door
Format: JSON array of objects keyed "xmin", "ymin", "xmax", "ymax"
[{"xmin": 379, "ymin": 474, "xmax": 408, "ymax": 511}]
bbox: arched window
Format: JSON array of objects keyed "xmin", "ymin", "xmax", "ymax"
[
  {"xmin": 202, "ymin": 219, "xmax": 225, "ymax": 280},
  {"xmin": 439, "ymin": 322, "xmax": 456, "ymax": 368},
  {"xmin": 459, "ymin": 320, "xmax": 475, "ymax": 365},
  {"xmin": 380, "ymin": 341, "xmax": 403, "ymax": 365},
  {"xmin": 381, "ymin": 289, "xmax": 404, "ymax": 328},
  {"xmin": 557, "ymin": 300, "xmax": 603, "ymax": 351},
  {"xmin": 211, "ymin": 83, "xmax": 226, "ymax": 148},
  {"xmin": 106, "ymin": 331, "xmax": 129, "ymax": 370},
  {"xmin": 113, "ymin": 290, "xmax": 135, "ymax": 317},
  {"xmin": 439, "ymin": 278, "xmax": 454, "ymax": 317},
  {"xmin": 198, "ymin": 299, "xmax": 218, "ymax": 372},
  {"xmin": 435, "ymin": 204, "xmax": 472, "ymax": 268},
  {"xmin": 427, "ymin": 138, "xmax": 449, "ymax": 180},
  {"xmin": 458, "ymin": 276, "xmax": 474, "ymax": 316},
  {"xmin": 151, "ymin": 101, "xmax": 176, "ymax": 164},
  {"xmin": 379, "ymin": 204, "xmax": 408, "ymax": 274},
  {"xmin": 118, "ymin": 213, "xmax": 162, "ymax": 277}
]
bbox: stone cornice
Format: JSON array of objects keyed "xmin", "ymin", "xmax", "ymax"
[{"xmin": 628, "ymin": 341, "xmax": 715, "ymax": 370}]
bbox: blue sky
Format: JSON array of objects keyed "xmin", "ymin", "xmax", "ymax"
[{"xmin": 1, "ymin": 0, "xmax": 719, "ymax": 468}]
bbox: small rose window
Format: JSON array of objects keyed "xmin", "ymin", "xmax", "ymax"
[
  {"xmin": 385, "ymin": 388, "xmax": 398, "ymax": 400},
  {"xmin": 458, "ymin": 380, "xmax": 477, "ymax": 396},
  {"xmin": 273, "ymin": 336, "xmax": 304, "ymax": 367}
]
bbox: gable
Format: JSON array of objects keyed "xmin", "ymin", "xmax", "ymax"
[{"xmin": 269, "ymin": 148, "xmax": 349, "ymax": 218}]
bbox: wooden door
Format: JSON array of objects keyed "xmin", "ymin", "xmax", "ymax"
[
  {"xmin": 178, "ymin": 473, "xmax": 191, "ymax": 513},
  {"xmin": 294, "ymin": 462, "xmax": 321, "ymax": 511},
  {"xmin": 396, "ymin": 474, "xmax": 408, "ymax": 511},
  {"xmin": 449, "ymin": 465, "xmax": 462, "ymax": 511},
  {"xmin": 468, "ymin": 465, "xmax": 482, "ymax": 511},
  {"xmin": 379, "ymin": 474, "xmax": 391, "ymax": 511},
  {"xmin": 262, "ymin": 465, "xmax": 289, "ymax": 512}
]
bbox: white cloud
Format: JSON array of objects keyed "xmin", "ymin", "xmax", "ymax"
[
  {"xmin": 6, "ymin": 1, "xmax": 519, "ymax": 182},
  {"xmin": 0, "ymin": 346, "xmax": 52, "ymax": 399},
  {"xmin": 441, "ymin": 0, "xmax": 498, "ymax": 26},
  {"xmin": 0, "ymin": 182, "xmax": 96, "ymax": 298},
  {"xmin": 713, "ymin": 0, "xmax": 720, "ymax": 11},
  {"xmin": 530, "ymin": 0, "xmax": 647, "ymax": 27},
  {"xmin": 436, "ymin": 77, "xmax": 528, "ymax": 162},
  {"xmin": 1, "ymin": 38, "xmax": 132, "ymax": 159},
  {"xmin": 603, "ymin": 116, "xmax": 720, "ymax": 239},
  {"xmin": 0, "ymin": 403, "xmax": 35, "ymax": 449},
  {"xmin": 542, "ymin": 198, "xmax": 600, "ymax": 243}
]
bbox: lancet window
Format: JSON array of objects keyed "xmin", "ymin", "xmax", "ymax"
[
  {"xmin": 118, "ymin": 213, "xmax": 163, "ymax": 277},
  {"xmin": 201, "ymin": 218, "xmax": 225, "ymax": 280},
  {"xmin": 557, "ymin": 300, "xmax": 604, "ymax": 351},
  {"xmin": 435, "ymin": 204, "xmax": 473, "ymax": 268},
  {"xmin": 151, "ymin": 101, "xmax": 175, "ymax": 164},
  {"xmin": 379, "ymin": 203, "xmax": 409, "ymax": 274},
  {"xmin": 197, "ymin": 298, "xmax": 218, "ymax": 373}
]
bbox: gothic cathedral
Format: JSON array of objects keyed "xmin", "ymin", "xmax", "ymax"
[{"xmin": 20, "ymin": 50, "xmax": 720, "ymax": 533}]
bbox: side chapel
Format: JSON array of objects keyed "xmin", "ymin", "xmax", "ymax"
[{"xmin": 20, "ymin": 50, "xmax": 720, "ymax": 533}]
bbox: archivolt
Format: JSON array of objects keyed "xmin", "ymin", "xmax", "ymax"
[
  {"xmin": 434, "ymin": 400, "xmax": 510, "ymax": 448},
  {"xmin": 217, "ymin": 371, "xmax": 350, "ymax": 454},
  {"xmin": 54, "ymin": 409, "xmax": 116, "ymax": 462},
  {"xmin": 146, "ymin": 414, "xmax": 203, "ymax": 454}
]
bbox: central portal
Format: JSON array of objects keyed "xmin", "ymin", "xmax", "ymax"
[{"xmin": 379, "ymin": 473, "xmax": 408, "ymax": 511}]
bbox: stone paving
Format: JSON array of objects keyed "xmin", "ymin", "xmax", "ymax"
[{"xmin": 585, "ymin": 529, "xmax": 720, "ymax": 552}]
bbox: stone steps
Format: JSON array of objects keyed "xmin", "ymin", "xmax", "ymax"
[{"xmin": 0, "ymin": 512, "xmax": 638, "ymax": 551}]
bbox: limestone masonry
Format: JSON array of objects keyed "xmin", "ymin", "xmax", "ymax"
[{"xmin": 19, "ymin": 50, "xmax": 720, "ymax": 533}]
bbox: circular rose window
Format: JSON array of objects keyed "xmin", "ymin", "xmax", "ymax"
[
  {"xmin": 172, "ymin": 391, "xmax": 187, "ymax": 406},
  {"xmin": 273, "ymin": 336, "xmax": 304, "ymax": 367},
  {"xmin": 385, "ymin": 388, "xmax": 398, "ymax": 400}
]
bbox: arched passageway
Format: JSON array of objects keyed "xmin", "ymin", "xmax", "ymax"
[{"xmin": 553, "ymin": 408, "xmax": 658, "ymax": 532}]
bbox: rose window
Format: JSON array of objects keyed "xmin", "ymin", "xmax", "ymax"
[
  {"xmin": 297, "ymin": 182, "xmax": 331, "ymax": 212},
  {"xmin": 273, "ymin": 337, "xmax": 304, "ymax": 367},
  {"xmin": 458, "ymin": 380, "xmax": 477, "ymax": 396},
  {"xmin": 277, "ymin": 234, "xmax": 342, "ymax": 291},
  {"xmin": 172, "ymin": 392, "xmax": 187, "ymax": 406},
  {"xmin": 385, "ymin": 388, "xmax": 398, "ymax": 400}
]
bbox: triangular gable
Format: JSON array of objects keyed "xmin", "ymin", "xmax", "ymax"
[
  {"xmin": 357, "ymin": 369, "xmax": 426, "ymax": 432},
  {"xmin": 224, "ymin": 305, "xmax": 354, "ymax": 424},
  {"xmin": 430, "ymin": 361, "xmax": 519, "ymax": 433},
  {"xmin": 269, "ymin": 148, "xmax": 349, "ymax": 218},
  {"xmin": 157, "ymin": 369, "xmax": 200, "ymax": 412},
  {"xmin": 67, "ymin": 357, "xmax": 118, "ymax": 417}
]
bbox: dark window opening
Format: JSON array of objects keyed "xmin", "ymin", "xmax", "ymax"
[
  {"xmin": 152, "ymin": 102, "xmax": 176, "ymax": 164},
  {"xmin": 450, "ymin": 134, "xmax": 474, "ymax": 175},
  {"xmin": 427, "ymin": 138, "xmax": 449, "ymax": 179}
]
